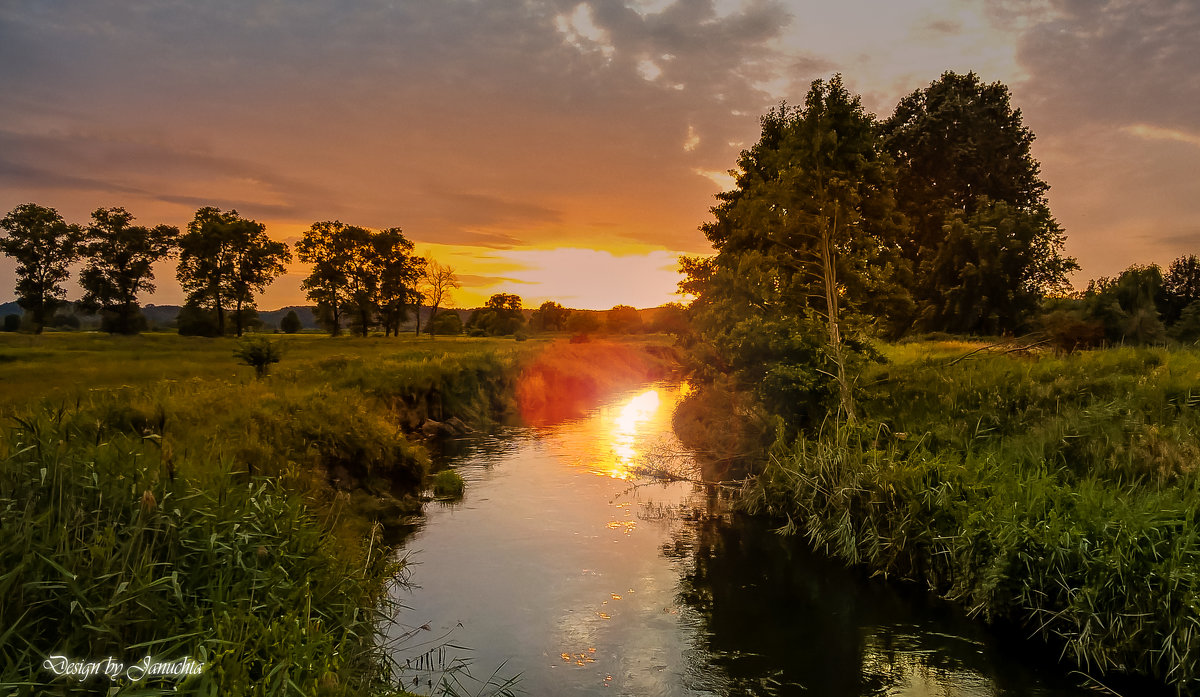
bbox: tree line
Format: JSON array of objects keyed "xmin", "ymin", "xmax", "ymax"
[{"xmin": 0, "ymin": 204, "xmax": 471, "ymax": 337}]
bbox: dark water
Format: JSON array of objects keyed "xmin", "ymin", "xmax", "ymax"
[{"xmin": 386, "ymin": 383, "xmax": 1114, "ymax": 696}]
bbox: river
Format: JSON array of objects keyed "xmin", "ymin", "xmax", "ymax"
[{"xmin": 386, "ymin": 381, "xmax": 1109, "ymax": 696}]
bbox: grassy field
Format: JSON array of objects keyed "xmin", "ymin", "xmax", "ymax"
[
  {"xmin": 0, "ymin": 331, "xmax": 676, "ymax": 696},
  {"xmin": 745, "ymin": 341, "xmax": 1200, "ymax": 693}
]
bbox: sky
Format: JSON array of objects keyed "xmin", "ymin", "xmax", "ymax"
[{"xmin": 1, "ymin": 0, "xmax": 1197, "ymax": 310}]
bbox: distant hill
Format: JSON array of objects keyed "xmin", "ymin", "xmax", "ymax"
[
  {"xmin": 0, "ymin": 301, "xmax": 19, "ymax": 318},
  {"xmin": 141, "ymin": 305, "xmax": 321, "ymax": 330}
]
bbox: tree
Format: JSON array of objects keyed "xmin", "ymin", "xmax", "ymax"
[
  {"xmin": 881, "ymin": 71, "xmax": 1076, "ymax": 333},
  {"xmin": 2, "ymin": 314, "xmax": 19, "ymax": 332},
  {"xmin": 297, "ymin": 222, "xmax": 422, "ymax": 337},
  {"xmin": 0, "ymin": 203, "xmax": 84, "ymax": 333},
  {"xmin": 531, "ymin": 300, "xmax": 569, "ymax": 332},
  {"xmin": 566, "ymin": 310, "xmax": 602, "ymax": 334},
  {"xmin": 468, "ymin": 293, "xmax": 524, "ymax": 335},
  {"xmin": 606, "ymin": 305, "xmax": 643, "ymax": 334},
  {"xmin": 683, "ymin": 76, "xmax": 911, "ymax": 425},
  {"xmin": 296, "ymin": 221, "xmax": 354, "ymax": 336},
  {"xmin": 1083, "ymin": 264, "xmax": 1166, "ymax": 344},
  {"xmin": 427, "ymin": 310, "xmax": 463, "ymax": 336},
  {"xmin": 176, "ymin": 207, "xmax": 289, "ymax": 337},
  {"xmin": 373, "ymin": 228, "xmax": 423, "ymax": 337},
  {"xmin": 1160, "ymin": 255, "xmax": 1200, "ymax": 326},
  {"xmin": 419, "ymin": 258, "xmax": 460, "ymax": 338},
  {"xmin": 78, "ymin": 207, "xmax": 178, "ymax": 334},
  {"xmin": 280, "ymin": 310, "xmax": 302, "ymax": 334}
]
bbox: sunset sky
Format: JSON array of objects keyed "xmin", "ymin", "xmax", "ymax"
[{"xmin": 1, "ymin": 0, "xmax": 1197, "ymax": 310}]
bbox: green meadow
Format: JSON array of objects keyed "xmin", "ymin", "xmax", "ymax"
[{"xmin": 0, "ymin": 332, "xmax": 674, "ymax": 696}]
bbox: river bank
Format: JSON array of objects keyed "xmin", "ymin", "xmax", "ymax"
[
  {"xmin": 719, "ymin": 341, "xmax": 1200, "ymax": 694},
  {"xmin": 0, "ymin": 333, "xmax": 677, "ymax": 695}
]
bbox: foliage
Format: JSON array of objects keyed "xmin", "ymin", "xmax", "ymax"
[
  {"xmin": 234, "ymin": 336, "xmax": 284, "ymax": 377},
  {"xmin": 176, "ymin": 300, "xmax": 221, "ymax": 337},
  {"xmin": 281, "ymin": 309, "xmax": 303, "ymax": 334},
  {"xmin": 0, "ymin": 203, "xmax": 85, "ymax": 333},
  {"xmin": 427, "ymin": 311, "xmax": 462, "ymax": 336},
  {"xmin": 683, "ymin": 76, "xmax": 909, "ymax": 426},
  {"xmin": 176, "ymin": 207, "xmax": 289, "ymax": 337},
  {"xmin": 920, "ymin": 199, "xmax": 1072, "ymax": 334},
  {"xmin": 1160, "ymin": 254, "xmax": 1200, "ymax": 326},
  {"xmin": 530, "ymin": 300, "xmax": 569, "ymax": 332},
  {"xmin": 1082, "ymin": 264, "xmax": 1166, "ymax": 344},
  {"xmin": 297, "ymin": 222, "xmax": 423, "ymax": 337},
  {"xmin": 467, "ymin": 294, "xmax": 524, "ymax": 336},
  {"xmin": 78, "ymin": 207, "xmax": 178, "ymax": 335},
  {"xmin": 881, "ymin": 71, "xmax": 1076, "ymax": 334},
  {"xmin": 2, "ymin": 314, "xmax": 18, "ymax": 332},
  {"xmin": 565, "ymin": 310, "xmax": 602, "ymax": 334},
  {"xmin": 605, "ymin": 305, "xmax": 643, "ymax": 334}
]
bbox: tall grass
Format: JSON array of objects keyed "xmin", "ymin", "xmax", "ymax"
[
  {"xmin": 0, "ymin": 411, "xmax": 404, "ymax": 696},
  {"xmin": 744, "ymin": 343, "xmax": 1200, "ymax": 692}
]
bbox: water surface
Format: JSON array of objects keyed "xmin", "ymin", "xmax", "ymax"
[{"xmin": 388, "ymin": 383, "xmax": 1107, "ymax": 696}]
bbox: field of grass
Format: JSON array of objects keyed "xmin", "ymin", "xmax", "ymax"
[
  {"xmin": 0, "ymin": 331, "xmax": 677, "ymax": 695},
  {"xmin": 744, "ymin": 341, "xmax": 1200, "ymax": 692}
]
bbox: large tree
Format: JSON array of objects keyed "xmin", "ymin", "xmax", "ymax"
[
  {"xmin": 371, "ymin": 228, "xmax": 423, "ymax": 337},
  {"xmin": 296, "ymin": 221, "xmax": 354, "ymax": 336},
  {"xmin": 176, "ymin": 207, "xmax": 289, "ymax": 337},
  {"xmin": 881, "ymin": 71, "xmax": 1076, "ymax": 333},
  {"xmin": 78, "ymin": 207, "xmax": 178, "ymax": 334},
  {"xmin": 0, "ymin": 203, "xmax": 84, "ymax": 333},
  {"xmin": 531, "ymin": 300, "xmax": 569, "ymax": 332},
  {"xmin": 297, "ymin": 222, "xmax": 423, "ymax": 337},
  {"xmin": 683, "ymin": 76, "xmax": 911, "ymax": 425}
]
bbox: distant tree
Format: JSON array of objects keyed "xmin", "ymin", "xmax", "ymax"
[
  {"xmin": 606, "ymin": 305, "xmax": 643, "ymax": 334},
  {"xmin": 531, "ymin": 300, "xmax": 569, "ymax": 332},
  {"xmin": 0, "ymin": 203, "xmax": 85, "ymax": 333},
  {"xmin": 280, "ymin": 309, "xmax": 302, "ymax": 334},
  {"xmin": 427, "ymin": 310, "xmax": 463, "ymax": 336},
  {"xmin": 1083, "ymin": 264, "xmax": 1166, "ymax": 344},
  {"xmin": 647, "ymin": 302, "xmax": 689, "ymax": 335},
  {"xmin": 78, "ymin": 207, "xmax": 178, "ymax": 335},
  {"xmin": 2, "ymin": 314, "xmax": 19, "ymax": 332},
  {"xmin": 469, "ymin": 293, "xmax": 524, "ymax": 335},
  {"xmin": 419, "ymin": 258, "xmax": 460, "ymax": 338},
  {"xmin": 176, "ymin": 300, "xmax": 220, "ymax": 337},
  {"xmin": 373, "ymin": 228, "xmax": 423, "ymax": 337},
  {"xmin": 176, "ymin": 207, "xmax": 288, "ymax": 337},
  {"xmin": 296, "ymin": 221, "xmax": 354, "ymax": 336},
  {"xmin": 1160, "ymin": 255, "xmax": 1200, "ymax": 326},
  {"xmin": 566, "ymin": 310, "xmax": 602, "ymax": 334},
  {"xmin": 881, "ymin": 71, "xmax": 1076, "ymax": 333}
]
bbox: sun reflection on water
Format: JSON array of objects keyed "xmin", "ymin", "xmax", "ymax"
[{"xmin": 604, "ymin": 388, "xmax": 661, "ymax": 479}]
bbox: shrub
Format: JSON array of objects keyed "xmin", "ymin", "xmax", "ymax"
[
  {"xmin": 2, "ymin": 314, "xmax": 19, "ymax": 332},
  {"xmin": 234, "ymin": 336, "xmax": 283, "ymax": 377}
]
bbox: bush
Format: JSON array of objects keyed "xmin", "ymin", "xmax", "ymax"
[
  {"xmin": 2, "ymin": 314, "xmax": 19, "ymax": 332},
  {"xmin": 233, "ymin": 336, "xmax": 283, "ymax": 377}
]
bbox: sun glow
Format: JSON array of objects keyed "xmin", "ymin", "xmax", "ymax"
[{"xmin": 604, "ymin": 389, "xmax": 661, "ymax": 479}]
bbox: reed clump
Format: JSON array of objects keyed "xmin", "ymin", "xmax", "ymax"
[{"xmin": 745, "ymin": 343, "xmax": 1200, "ymax": 692}]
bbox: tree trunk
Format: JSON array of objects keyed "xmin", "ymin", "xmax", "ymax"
[{"xmin": 820, "ymin": 208, "xmax": 855, "ymax": 425}]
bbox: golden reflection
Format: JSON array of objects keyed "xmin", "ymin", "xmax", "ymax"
[{"xmin": 604, "ymin": 388, "xmax": 661, "ymax": 479}]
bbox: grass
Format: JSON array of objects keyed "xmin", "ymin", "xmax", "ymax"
[
  {"xmin": 0, "ymin": 331, "xmax": 675, "ymax": 695},
  {"xmin": 743, "ymin": 342, "xmax": 1200, "ymax": 692}
]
